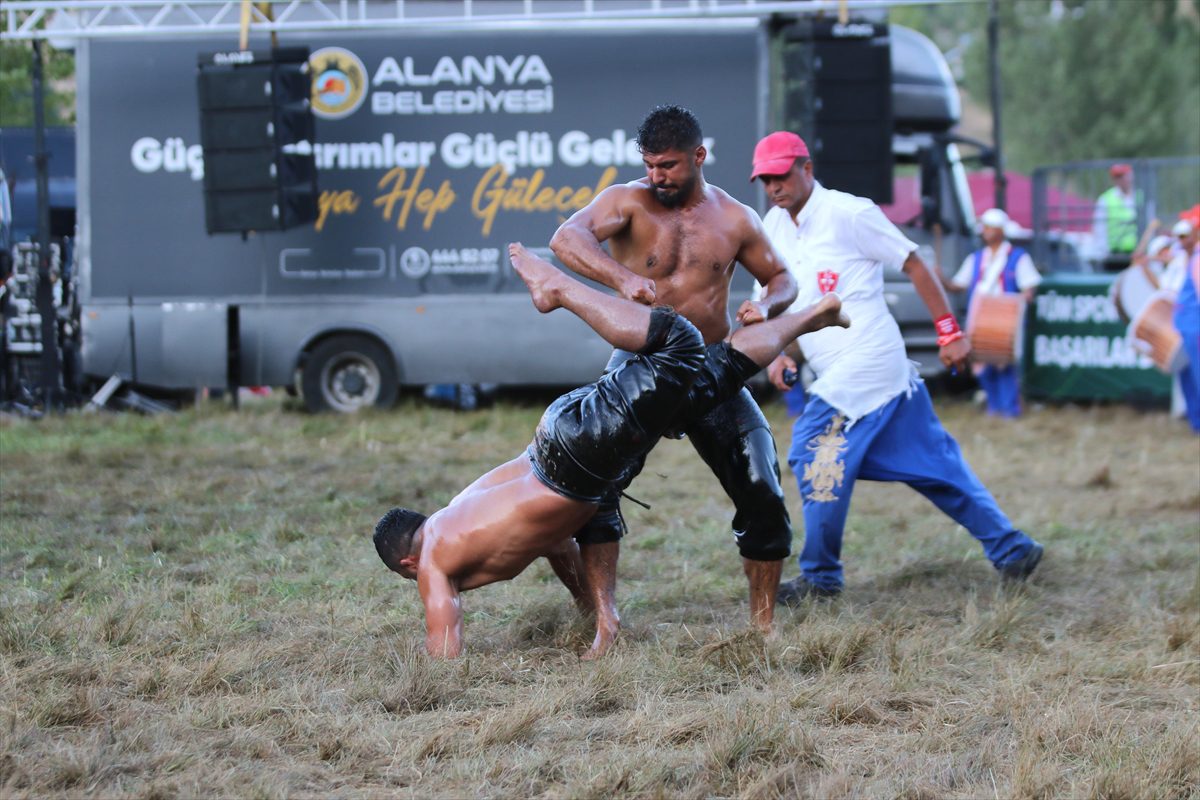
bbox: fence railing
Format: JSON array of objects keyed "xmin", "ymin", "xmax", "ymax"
[{"xmin": 1032, "ymin": 156, "xmax": 1200, "ymax": 274}]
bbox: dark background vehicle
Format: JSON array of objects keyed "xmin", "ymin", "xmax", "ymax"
[
  {"xmin": 7, "ymin": 3, "xmax": 981, "ymax": 412},
  {"xmin": 0, "ymin": 127, "xmax": 76, "ymax": 243}
]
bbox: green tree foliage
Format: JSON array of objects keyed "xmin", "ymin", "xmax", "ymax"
[
  {"xmin": 891, "ymin": 2, "xmax": 986, "ymax": 57},
  {"xmin": 1, "ymin": 42, "xmax": 76, "ymax": 126},
  {"xmin": 969, "ymin": 0, "xmax": 1200, "ymax": 171},
  {"xmin": 895, "ymin": 0, "xmax": 1199, "ymax": 172}
]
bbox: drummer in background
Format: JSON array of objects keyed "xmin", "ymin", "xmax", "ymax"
[
  {"xmin": 1175, "ymin": 217, "xmax": 1197, "ymax": 257},
  {"xmin": 1162, "ymin": 219, "xmax": 1196, "ymax": 294},
  {"xmin": 750, "ymin": 132, "xmax": 1044, "ymax": 603},
  {"xmin": 1128, "ymin": 234, "xmax": 1177, "ymax": 294},
  {"xmin": 943, "ymin": 208, "xmax": 1042, "ymax": 418}
]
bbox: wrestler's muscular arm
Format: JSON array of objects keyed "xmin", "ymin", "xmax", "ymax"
[
  {"xmin": 418, "ymin": 566, "xmax": 463, "ymax": 658},
  {"xmin": 732, "ymin": 206, "xmax": 800, "ymax": 389},
  {"xmin": 551, "ymin": 185, "xmax": 656, "ymax": 305},
  {"xmin": 732, "ymin": 207, "xmax": 798, "ymax": 325}
]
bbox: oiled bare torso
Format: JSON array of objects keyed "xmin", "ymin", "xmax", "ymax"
[
  {"xmin": 608, "ymin": 182, "xmax": 750, "ymax": 343},
  {"xmin": 422, "ymin": 458, "xmax": 596, "ymax": 592}
]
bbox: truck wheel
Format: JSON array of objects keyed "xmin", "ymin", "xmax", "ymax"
[{"xmin": 301, "ymin": 335, "xmax": 398, "ymax": 413}]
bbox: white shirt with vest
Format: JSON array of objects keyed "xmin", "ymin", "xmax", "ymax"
[
  {"xmin": 757, "ymin": 181, "xmax": 920, "ymax": 423},
  {"xmin": 951, "ymin": 241, "xmax": 1041, "ymax": 296},
  {"xmin": 1162, "ymin": 247, "xmax": 1193, "ymax": 295}
]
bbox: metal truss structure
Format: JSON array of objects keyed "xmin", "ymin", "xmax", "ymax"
[{"xmin": 2, "ymin": 0, "xmax": 929, "ymax": 41}]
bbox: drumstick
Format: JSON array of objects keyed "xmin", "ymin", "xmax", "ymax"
[
  {"xmin": 1131, "ymin": 219, "xmax": 1161, "ymax": 259},
  {"xmin": 1132, "ymin": 218, "xmax": 1163, "ymax": 289}
]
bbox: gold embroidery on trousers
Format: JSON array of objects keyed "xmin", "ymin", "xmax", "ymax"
[{"xmin": 803, "ymin": 413, "xmax": 847, "ymax": 502}]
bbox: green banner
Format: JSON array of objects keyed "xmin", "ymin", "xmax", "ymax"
[{"xmin": 1022, "ymin": 274, "xmax": 1170, "ymax": 401}]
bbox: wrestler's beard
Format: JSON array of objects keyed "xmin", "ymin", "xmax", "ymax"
[{"xmin": 653, "ymin": 174, "xmax": 696, "ymax": 209}]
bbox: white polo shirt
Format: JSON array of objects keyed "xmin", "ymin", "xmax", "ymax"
[
  {"xmin": 1162, "ymin": 248, "xmax": 1191, "ymax": 295},
  {"xmin": 951, "ymin": 241, "xmax": 1041, "ymax": 296},
  {"xmin": 759, "ymin": 181, "xmax": 919, "ymax": 422}
]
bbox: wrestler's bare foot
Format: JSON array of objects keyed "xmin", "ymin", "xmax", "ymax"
[
  {"xmin": 582, "ymin": 616, "xmax": 619, "ymax": 661},
  {"xmin": 509, "ymin": 242, "xmax": 565, "ymax": 313},
  {"xmin": 729, "ymin": 292, "xmax": 852, "ymax": 366},
  {"xmin": 807, "ymin": 292, "xmax": 851, "ymax": 333}
]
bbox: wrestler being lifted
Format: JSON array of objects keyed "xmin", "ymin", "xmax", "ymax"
[{"xmin": 374, "ymin": 244, "xmax": 847, "ymax": 659}]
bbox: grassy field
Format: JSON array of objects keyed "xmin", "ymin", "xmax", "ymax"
[{"xmin": 1, "ymin": 393, "xmax": 1198, "ymax": 799}]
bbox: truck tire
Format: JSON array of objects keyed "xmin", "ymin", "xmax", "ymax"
[{"xmin": 301, "ymin": 335, "xmax": 398, "ymax": 413}]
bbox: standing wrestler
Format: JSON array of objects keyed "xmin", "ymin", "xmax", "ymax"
[
  {"xmin": 549, "ymin": 105, "xmax": 799, "ymax": 656},
  {"xmin": 749, "ymin": 131, "xmax": 1044, "ymax": 602},
  {"xmin": 375, "ymin": 244, "xmax": 848, "ymax": 658}
]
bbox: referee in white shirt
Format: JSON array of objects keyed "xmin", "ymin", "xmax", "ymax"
[
  {"xmin": 749, "ymin": 132, "xmax": 1044, "ymax": 602},
  {"xmin": 944, "ymin": 208, "xmax": 1041, "ymax": 417}
]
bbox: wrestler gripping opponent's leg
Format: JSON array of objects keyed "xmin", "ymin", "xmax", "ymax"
[
  {"xmin": 513, "ymin": 244, "xmax": 848, "ymax": 655},
  {"xmin": 374, "ymin": 243, "xmax": 848, "ymax": 658}
]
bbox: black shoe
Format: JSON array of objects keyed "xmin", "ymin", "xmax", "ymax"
[
  {"xmin": 776, "ymin": 575, "xmax": 841, "ymax": 606},
  {"xmin": 998, "ymin": 543, "xmax": 1043, "ymax": 583}
]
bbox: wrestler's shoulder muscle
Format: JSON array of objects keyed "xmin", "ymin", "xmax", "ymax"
[
  {"xmin": 594, "ymin": 180, "xmax": 651, "ymax": 212},
  {"xmin": 699, "ymin": 185, "xmax": 755, "ymax": 231},
  {"xmin": 578, "ymin": 181, "xmax": 652, "ymax": 235},
  {"xmin": 419, "ymin": 519, "xmax": 476, "ymax": 584}
]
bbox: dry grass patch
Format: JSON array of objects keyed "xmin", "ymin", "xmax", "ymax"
[
  {"xmin": 1, "ymin": 397, "xmax": 1197, "ymax": 797},
  {"xmin": 779, "ymin": 617, "xmax": 877, "ymax": 673}
]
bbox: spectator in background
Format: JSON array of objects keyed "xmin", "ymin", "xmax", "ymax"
[
  {"xmin": 943, "ymin": 208, "xmax": 1041, "ymax": 418},
  {"xmin": 1093, "ymin": 164, "xmax": 1138, "ymax": 259},
  {"xmin": 1176, "ymin": 216, "xmax": 1198, "ymax": 253}
]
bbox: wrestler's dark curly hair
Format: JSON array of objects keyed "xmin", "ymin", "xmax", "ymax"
[
  {"xmin": 374, "ymin": 507, "xmax": 426, "ymax": 574},
  {"xmin": 636, "ymin": 105, "xmax": 703, "ymax": 155}
]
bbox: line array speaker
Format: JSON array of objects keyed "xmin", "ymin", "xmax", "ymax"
[
  {"xmin": 197, "ymin": 47, "xmax": 318, "ymax": 233},
  {"xmin": 779, "ymin": 19, "xmax": 894, "ymax": 204}
]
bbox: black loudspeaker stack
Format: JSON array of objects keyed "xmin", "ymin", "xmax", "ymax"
[
  {"xmin": 197, "ymin": 47, "xmax": 318, "ymax": 234},
  {"xmin": 779, "ymin": 19, "xmax": 894, "ymax": 204}
]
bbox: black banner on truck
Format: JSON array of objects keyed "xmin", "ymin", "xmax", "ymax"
[{"xmin": 88, "ymin": 29, "xmax": 760, "ymax": 301}]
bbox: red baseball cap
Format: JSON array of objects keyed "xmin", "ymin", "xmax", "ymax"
[
  {"xmin": 1109, "ymin": 163, "xmax": 1131, "ymax": 178},
  {"xmin": 1181, "ymin": 203, "xmax": 1200, "ymax": 228},
  {"xmin": 750, "ymin": 131, "xmax": 810, "ymax": 181}
]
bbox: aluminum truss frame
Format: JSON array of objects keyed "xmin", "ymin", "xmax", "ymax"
[{"xmin": 2, "ymin": 0, "xmax": 931, "ymax": 41}]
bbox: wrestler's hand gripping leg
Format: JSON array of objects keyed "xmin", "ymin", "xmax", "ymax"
[
  {"xmin": 507, "ymin": 246, "xmax": 844, "ymax": 647},
  {"xmin": 510, "ymin": 243, "xmax": 658, "ymax": 351}
]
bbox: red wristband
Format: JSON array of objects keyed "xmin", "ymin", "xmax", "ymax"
[
  {"xmin": 935, "ymin": 314, "xmax": 963, "ymax": 347},
  {"xmin": 934, "ymin": 314, "xmax": 960, "ymax": 337}
]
